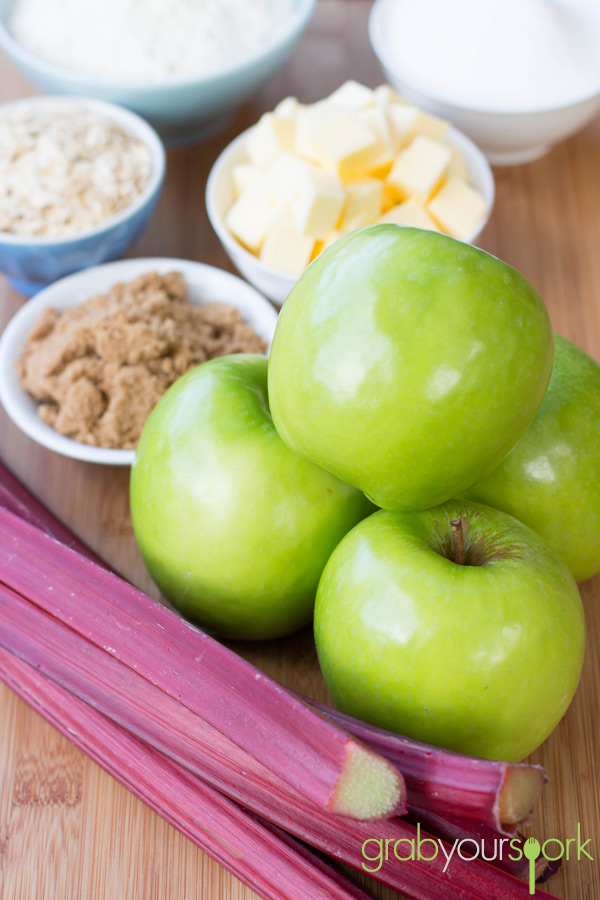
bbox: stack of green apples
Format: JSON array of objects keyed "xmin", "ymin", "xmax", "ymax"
[{"xmin": 131, "ymin": 225, "xmax": 599, "ymax": 763}]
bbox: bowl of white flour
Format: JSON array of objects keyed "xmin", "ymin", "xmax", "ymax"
[
  {"xmin": 369, "ymin": 0, "xmax": 600, "ymax": 165},
  {"xmin": 0, "ymin": 0, "xmax": 316, "ymax": 146}
]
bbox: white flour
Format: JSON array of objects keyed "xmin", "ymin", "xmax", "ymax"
[
  {"xmin": 9, "ymin": 0, "xmax": 294, "ymax": 82},
  {"xmin": 383, "ymin": 0, "xmax": 600, "ymax": 111}
]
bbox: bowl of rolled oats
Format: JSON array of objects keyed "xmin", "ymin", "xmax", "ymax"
[{"xmin": 0, "ymin": 95, "xmax": 166, "ymax": 296}]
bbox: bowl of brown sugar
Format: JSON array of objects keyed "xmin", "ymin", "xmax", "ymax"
[{"xmin": 0, "ymin": 257, "xmax": 278, "ymax": 464}]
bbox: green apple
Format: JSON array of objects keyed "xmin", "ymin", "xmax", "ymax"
[
  {"xmin": 130, "ymin": 355, "xmax": 372, "ymax": 640},
  {"xmin": 268, "ymin": 225, "xmax": 553, "ymax": 511},
  {"xmin": 464, "ymin": 336, "xmax": 600, "ymax": 582},
  {"xmin": 314, "ymin": 501, "xmax": 585, "ymax": 761}
]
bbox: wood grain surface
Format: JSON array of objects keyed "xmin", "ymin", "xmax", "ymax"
[{"xmin": 1, "ymin": 2, "xmax": 599, "ymax": 897}]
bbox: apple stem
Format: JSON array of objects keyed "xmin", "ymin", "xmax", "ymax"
[{"xmin": 450, "ymin": 518, "xmax": 465, "ymax": 566}]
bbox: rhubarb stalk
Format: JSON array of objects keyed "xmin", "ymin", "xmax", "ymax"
[
  {"xmin": 0, "ymin": 505, "xmax": 402, "ymax": 822},
  {"xmin": 0, "ymin": 460, "xmax": 107, "ymax": 567},
  {"xmin": 0, "ymin": 646, "xmax": 372, "ymax": 900},
  {"xmin": 301, "ymin": 697, "xmax": 545, "ymax": 834}
]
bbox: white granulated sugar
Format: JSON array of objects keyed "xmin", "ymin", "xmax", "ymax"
[
  {"xmin": 9, "ymin": 0, "xmax": 294, "ymax": 82},
  {"xmin": 0, "ymin": 101, "xmax": 153, "ymax": 237},
  {"xmin": 385, "ymin": 0, "xmax": 600, "ymax": 111}
]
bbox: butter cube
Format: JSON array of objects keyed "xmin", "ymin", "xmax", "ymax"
[
  {"xmin": 326, "ymin": 80, "xmax": 374, "ymax": 111},
  {"xmin": 264, "ymin": 152, "xmax": 307, "ymax": 204},
  {"xmin": 357, "ymin": 107, "xmax": 395, "ymax": 175},
  {"xmin": 294, "ymin": 102, "xmax": 337, "ymax": 164},
  {"xmin": 447, "ymin": 146, "xmax": 470, "ymax": 181},
  {"xmin": 290, "ymin": 164, "xmax": 345, "ymax": 239},
  {"xmin": 339, "ymin": 178, "xmax": 382, "ymax": 233},
  {"xmin": 387, "ymin": 105, "xmax": 450, "ymax": 151},
  {"xmin": 260, "ymin": 213, "xmax": 314, "ymax": 276},
  {"xmin": 373, "ymin": 85, "xmax": 400, "ymax": 107},
  {"xmin": 226, "ymin": 178, "xmax": 282, "ymax": 253},
  {"xmin": 381, "ymin": 180, "xmax": 399, "ymax": 212},
  {"xmin": 428, "ymin": 177, "xmax": 488, "ymax": 240},
  {"xmin": 412, "ymin": 110, "xmax": 450, "ymax": 142},
  {"xmin": 310, "ymin": 240, "xmax": 325, "ymax": 262},
  {"xmin": 274, "ymin": 96, "xmax": 302, "ymax": 119},
  {"xmin": 246, "ymin": 112, "xmax": 295, "ymax": 168},
  {"xmin": 379, "ymin": 199, "xmax": 440, "ymax": 231},
  {"xmin": 322, "ymin": 229, "xmax": 343, "ymax": 253},
  {"xmin": 314, "ymin": 111, "xmax": 383, "ymax": 179},
  {"xmin": 231, "ymin": 163, "xmax": 261, "ymax": 198},
  {"xmin": 387, "ymin": 103, "xmax": 420, "ymax": 151},
  {"xmin": 387, "ymin": 136, "xmax": 452, "ymax": 204}
]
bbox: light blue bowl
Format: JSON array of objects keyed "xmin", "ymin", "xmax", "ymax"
[
  {"xmin": 0, "ymin": 0, "xmax": 316, "ymax": 146},
  {"xmin": 0, "ymin": 96, "xmax": 166, "ymax": 296}
]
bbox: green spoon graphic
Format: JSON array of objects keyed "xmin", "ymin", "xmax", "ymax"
[{"xmin": 523, "ymin": 837, "xmax": 540, "ymax": 894}]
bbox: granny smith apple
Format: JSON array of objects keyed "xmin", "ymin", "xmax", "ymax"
[
  {"xmin": 464, "ymin": 336, "xmax": 600, "ymax": 582},
  {"xmin": 268, "ymin": 225, "xmax": 553, "ymax": 511},
  {"xmin": 314, "ymin": 500, "xmax": 585, "ymax": 761},
  {"xmin": 130, "ymin": 354, "xmax": 372, "ymax": 640}
]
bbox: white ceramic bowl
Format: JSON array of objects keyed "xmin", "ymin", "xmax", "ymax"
[
  {"xmin": 0, "ymin": 258, "xmax": 279, "ymax": 465},
  {"xmin": 0, "ymin": 0, "xmax": 316, "ymax": 147},
  {"xmin": 206, "ymin": 124, "xmax": 495, "ymax": 306},
  {"xmin": 369, "ymin": 0, "xmax": 600, "ymax": 166},
  {"xmin": 0, "ymin": 95, "xmax": 166, "ymax": 297}
]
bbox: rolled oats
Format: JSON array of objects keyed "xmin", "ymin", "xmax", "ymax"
[{"xmin": 0, "ymin": 100, "xmax": 153, "ymax": 238}]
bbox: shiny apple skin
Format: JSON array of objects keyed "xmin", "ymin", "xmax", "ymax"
[
  {"xmin": 465, "ymin": 336, "xmax": 600, "ymax": 582},
  {"xmin": 314, "ymin": 501, "xmax": 585, "ymax": 762},
  {"xmin": 268, "ymin": 225, "xmax": 553, "ymax": 511},
  {"xmin": 130, "ymin": 355, "xmax": 373, "ymax": 640}
]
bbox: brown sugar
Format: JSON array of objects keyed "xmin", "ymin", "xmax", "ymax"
[{"xmin": 18, "ymin": 271, "xmax": 268, "ymax": 449}]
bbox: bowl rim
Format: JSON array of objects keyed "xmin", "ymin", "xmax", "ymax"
[
  {"xmin": 0, "ymin": 0, "xmax": 317, "ymax": 90},
  {"xmin": 205, "ymin": 121, "xmax": 496, "ymax": 289},
  {"xmin": 0, "ymin": 95, "xmax": 166, "ymax": 247},
  {"xmin": 369, "ymin": 0, "xmax": 600, "ymax": 116},
  {"xmin": 0, "ymin": 257, "xmax": 279, "ymax": 466}
]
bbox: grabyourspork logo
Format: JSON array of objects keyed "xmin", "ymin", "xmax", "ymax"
[{"xmin": 361, "ymin": 823, "xmax": 594, "ymax": 894}]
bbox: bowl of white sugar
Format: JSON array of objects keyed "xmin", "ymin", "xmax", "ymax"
[
  {"xmin": 0, "ymin": 0, "xmax": 316, "ymax": 146},
  {"xmin": 369, "ymin": 0, "xmax": 600, "ymax": 165}
]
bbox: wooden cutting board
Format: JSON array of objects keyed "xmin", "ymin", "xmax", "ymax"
[{"xmin": 1, "ymin": 2, "xmax": 599, "ymax": 897}]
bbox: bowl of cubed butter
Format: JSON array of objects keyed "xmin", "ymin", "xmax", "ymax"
[{"xmin": 206, "ymin": 81, "xmax": 494, "ymax": 305}]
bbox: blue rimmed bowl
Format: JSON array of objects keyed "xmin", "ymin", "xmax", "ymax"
[{"xmin": 0, "ymin": 95, "xmax": 166, "ymax": 296}]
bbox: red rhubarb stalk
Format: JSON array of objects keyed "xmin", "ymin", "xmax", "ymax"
[
  {"xmin": 0, "ymin": 646, "xmax": 373, "ymax": 900},
  {"xmin": 0, "ymin": 576, "xmax": 406, "ymax": 823},
  {"xmin": 0, "ymin": 505, "xmax": 402, "ymax": 822},
  {"xmin": 301, "ymin": 698, "xmax": 545, "ymax": 833},
  {"xmin": 0, "ymin": 577, "xmax": 406, "ymax": 843},
  {"xmin": 0, "ymin": 460, "xmax": 106, "ymax": 567},
  {"xmin": 0, "ymin": 589, "xmax": 557, "ymax": 900}
]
